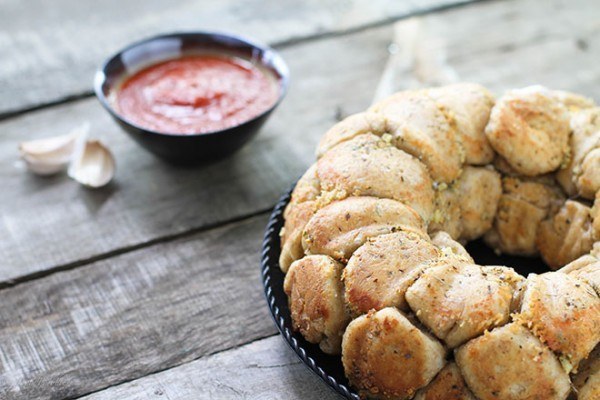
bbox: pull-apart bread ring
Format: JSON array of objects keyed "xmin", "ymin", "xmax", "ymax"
[{"xmin": 279, "ymin": 83, "xmax": 600, "ymax": 399}]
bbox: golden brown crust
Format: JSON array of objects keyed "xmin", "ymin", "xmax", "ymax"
[
  {"xmin": 406, "ymin": 262, "xmax": 522, "ymax": 348},
  {"xmin": 290, "ymin": 163, "xmax": 321, "ymax": 204},
  {"xmin": 302, "ymin": 196, "xmax": 426, "ymax": 263},
  {"xmin": 593, "ymin": 192, "xmax": 600, "ymax": 241},
  {"xmin": 279, "ymin": 164, "xmax": 323, "ymax": 272},
  {"xmin": 429, "ymin": 186, "xmax": 463, "ymax": 239},
  {"xmin": 484, "ymin": 197, "xmax": 545, "ymax": 256},
  {"xmin": 279, "ymin": 200, "xmax": 318, "ymax": 272},
  {"xmin": 317, "ymin": 133, "xmax": 435, "ymax": 222},
  {"xmin": 430, "ymin": 231, "xmax": 473, "ymax": 262},
  {"xmin": 319, "ymin": 83, "xmax": 497, "ymax": 180},
  {"xmin": 455, "ymin": 322, "xmax": 571, "ymax": 400},
  {"xmin": 456, "ymin": 166, "xmax": 502, "ymax": 241},
  {"xmin": 515, "ymin": 272, "xmax": 600, "ymax": 371},
  {"xmin": 427, "ymin": 83, "xmax": 495, "ymax": 166},
  {"xmin": 536, "ymin": 200, "xmax": 595, "ymax": 269},
  {"xmin": 283, "ymin": 255, "xmax": 350, "ymax": 354},
  {"xmin": 369, "ymin": 90, "xmax": 464, "ymax": 184},
  {"xmin": 501, "ymin": 175, "xmax": 564, "ymax": 210},
  {"xmin": 316, "ymin": 112, "xmax": 387, "ymax": 158},
  {"xmin": 484, "ymin": 176, "xmax": 565, "ymax": 256},
  {"xmin": 485, "ymin": 86, "xmax": 571, "ymax": 176},
  {"xmin": 561, "ymin": 255, "xmax": 600, "ymax": 297},
  {"xmin": 430, "ymin": 165, "xmax": 502, "ymax": 243},
  {"xmin": 342, "ymin": 308, "xmax": 447, "ymax": 399},
  {"xmin": 561, "ymin": 255, "xmax": 599, "ymax": 272},
  {"xmin": 572, "ymin": 345, "xmax": 600, "ymax": 400},
  {"xmin": 556, "ymin": 108, "xmax": 600, "ymax": 199},
  {"xmin": 578, "ymin": 148, "xmax": 600, "ymax": 199},
  {"xmin": 344, "ymin": 231, "xmax": 440, "ymax": 314},
  {"xmin": 552, "ymin": 90, "xmax": 595, "ymax": 113},
  {"xmin": 568, "ymin": 264, "xmax": 600, "ymax": 297},
  {"xmin": 413, "ymin": 362, "xmax": 476, "ymax": 400},
  {"xmin": 493, "ymin": 154, "xmax": 521, "ymax": 177}
]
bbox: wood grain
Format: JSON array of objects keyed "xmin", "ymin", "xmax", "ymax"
[
  {"xmin": 0, "ymin": 25, "xmax": 393, "ymax": 284},
  {"xmin": 392, "ymin": 0, "xmax": 600, "ymax": 96},
  {"xmin": 0, "ymin": 0, "xmax": 474, "ymax": 115},
  {"xmin": 0, "ymin": 215, "xmax": 276, "ymax": 400},
  {"xmin": 3, "ymin": 0, "xmax": 600, "ymax": 286},
  {"xmin": 2, "ymin": 1, "xmax": 600, "ymax": 398},
  {"xmin": 82, "ymin": 335, "xmax": 340, "ymax": 400}
]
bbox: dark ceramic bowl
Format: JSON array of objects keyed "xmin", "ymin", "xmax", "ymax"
[
  {"xmin": 261, "ymin": 185, "xmax": 551, "ymax": 399},
  {"xmin": 94, "ymin": 32, "xmax": 289, "ymax": 165}
]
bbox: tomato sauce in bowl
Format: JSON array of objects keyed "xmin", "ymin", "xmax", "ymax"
[
  {"xmin": 95, "ymin": 32, "xmax": 288, "ymax": 164},
  {"xmin": 115, "ymin": 54, "xmax": 279, "ymax": 135}
]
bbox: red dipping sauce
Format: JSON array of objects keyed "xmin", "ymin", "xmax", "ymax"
[{"xmin": 115, "ymin": 54, "xmax": 279, "ymax": 134}]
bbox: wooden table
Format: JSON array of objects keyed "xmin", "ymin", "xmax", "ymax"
[{"xmin": 1, "ymin": 0, "xmax": 598, "ymax": 398}]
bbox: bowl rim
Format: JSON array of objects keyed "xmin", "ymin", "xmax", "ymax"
[{"xmin": 93, "ymin": 30, "xmax": 290, "ymax": 138}]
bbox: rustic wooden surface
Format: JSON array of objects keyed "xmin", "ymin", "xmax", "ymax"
[
  {"xmin": 1, "ymin": 0, "xmax": 598, "ymax": 399},
  {"xmin": 0, "ymin": 24, "xmax": 393, "ymax": 285},
  {"xmin": 0, "ymin": 215, "xmax": 278, "ymax": 399},
  {"xmin": 0, "ymin": 0, "xmax": 471, "ymax": 116},
  {"xmin": 82, "ymin": 336, "xmax": 340, "ymax": 400}
]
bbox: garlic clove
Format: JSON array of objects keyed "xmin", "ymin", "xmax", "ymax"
[
  {"xmin": 20, "ymin": 153, "xmax": 68, "ymax": 175},
  {"xmin": 19, "ymin": 124, "xmax": 88, "ymax": 176},
  {"xmin": 68, "ymin": 139, "xmax": 115, "ymax": 188}
]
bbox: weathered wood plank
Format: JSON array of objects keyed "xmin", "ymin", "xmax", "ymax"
[
  {"xmin": 81, "ymin": 335, "xmax": 339, "ymax": 400},
  {"xmin": 0, "ymin": 25, "xmax": 393, "ymax": 284},
  {"xmin": 389, "ymin": 0, "xmax": 600, "ymax": 97},
  {"xmin": 0, "ymin": 0, "xmax": 474, "ymax": 115},
  {"xmin": 3, "ymin": 0, "xmax": 600, "ymax": 287},
  {"xmin": 0, "ymin": 214, "xmax": 276, "ymax": 400},
  {"xmin": 2, "ymin": 1, "xmax": 600, "ymax": 399}
]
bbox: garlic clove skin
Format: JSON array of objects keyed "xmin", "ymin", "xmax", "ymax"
[
  {"xmin": 20, "ymin": 131, "xmax": 77, "ymax": 157},
  {"xmin": 20, "ymin": 153, "xmax": 68, "ymax": 175},
  {"xmin": 68, "ymin": 139, "xmax": 115, "ymax": 188},
  {"xmin": 19, "ymin": 124, "xmax": 88, "ymax": 176}
]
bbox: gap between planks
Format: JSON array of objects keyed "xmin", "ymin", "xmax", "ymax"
[
  {"xmin": 4, "ymin": 0, "xmax": 599, "ymax": 289},
  {"xmin": 0, "ymin": 18, "xmax": 395, "ymax": 286},
  {"xmin": 0, "ymin": 0, "xmax": 486, "ymax": 122},
  {"xmin": 3, "ymin": 0, "xmax": 600, "ymax": 398},
  {"xmin": 0, "ymin": 213, "xmax": 280, "ymax": 399},
  {"xmin": 0, "ymin": 205, "xmax": 275, "ymax": 291},
  {"xmin": 77, "ymin": 334, "xmax": 343, "ymax": 400},
  {"xmin": 72, "ymin": 332, "xmax": 281, "ymax": 400}
]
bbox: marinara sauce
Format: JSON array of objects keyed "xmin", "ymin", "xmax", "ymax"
[{"xmin": 115, "ymin": 54, "xmax": 279, "ymax": 134}]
